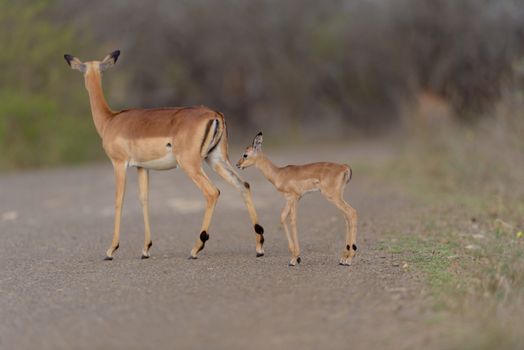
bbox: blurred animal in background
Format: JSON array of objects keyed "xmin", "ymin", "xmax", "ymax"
[
  {"xmin": 237, "ymin": 132, "xmax": 358, "ymax": 266},
  {"xmin": 64, "ymin": 50, "xmax": 265, "ymax": 261}
]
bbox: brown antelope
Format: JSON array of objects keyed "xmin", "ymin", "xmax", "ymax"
[
  {"xmin": 64, "ymin": 50, "xmax": 265, "ymax": 260},
  {"xmin": 236, "ymin": 133, "xmax": 357, "ymax": 266}
]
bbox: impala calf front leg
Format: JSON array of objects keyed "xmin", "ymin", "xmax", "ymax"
[
  {"xmin": 280, "ymin": 199, "xmax": 296, "ymax": 264},
  {"xmin": 288, "ymin": 198, "xmax": 301, "ymax": 266}
]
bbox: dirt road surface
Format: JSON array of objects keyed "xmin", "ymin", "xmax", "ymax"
[{"xmin": 0, "ymin": 143, "xmax": 436, "ymax": 350}]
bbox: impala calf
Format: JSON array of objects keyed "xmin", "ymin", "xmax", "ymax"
[
  {"xmin": 64, "ymin": 50, "xmax": 265, "ymax": 260},
  {"xmin": 237, "ymin": 133, "xmax": 358, "ymax": 266}
]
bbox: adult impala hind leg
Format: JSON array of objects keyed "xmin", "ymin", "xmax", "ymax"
[
  {"xmin": 182, "ymin": 162, "xmax": 220, "ymax": 259},
  {"xmin": 206, "ymin": 149, "xmax": 265, "ymax": 257},
  {"xmin": 137, "ymin": 167, "xmax": 153, "ymax": 259},
  {"xmin": 105, "ymin": 161, "xmax": 127, "ymax": 260}
]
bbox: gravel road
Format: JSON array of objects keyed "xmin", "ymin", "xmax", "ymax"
[{"xmin": 0, "ymin": 144, "xmax": 433, "ymax": 350}]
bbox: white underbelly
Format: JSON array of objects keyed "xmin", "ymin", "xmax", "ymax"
[{"xmin": 129, "ymin": 152, "xmax": 178, "ymax": 170}]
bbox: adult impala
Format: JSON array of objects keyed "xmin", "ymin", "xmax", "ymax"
[
  {"xmin": 64, "ymin": 50, "xmax": 265, "ymax": 260},
  {"xmin": 237, "ymin": 133, "xmax": 357, "ymax": 266}
]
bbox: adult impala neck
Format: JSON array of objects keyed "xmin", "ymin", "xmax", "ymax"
[
  {"xmin": 255, "ymin": 154, "xmax": 282, "ymax": 186},
  {"xmin": 84, "ymin": 70, "xmax": 113, "ymax": 136}
]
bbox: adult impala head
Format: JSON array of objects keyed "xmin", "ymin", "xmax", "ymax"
[
  {"xmin": 64, "ymin": 50, "xmax": 120, "ymax": 80},
  {"xmin": 237, "ymin": 132, "xmax": 263, "ymax": 169},
  {"xmin": 63, "ymin": 50, "xmax": 121, "ymax": 137}
]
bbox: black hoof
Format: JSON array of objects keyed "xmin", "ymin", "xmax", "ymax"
[
  {"xmin": 297, "ymin": 257, "xmax": 302, "ymax": 264},
  {"xmin": 104, "ymin": 256, "xmax": 113, "ymax": 261},
  {"xmin": 256, "ymin": 252, "xmax": 265, "ymax": 257},
  {"xmin": 187, "ymin": 255, "xmax": 198, "ymax": 260},
  {"xmin": 141, "ymin": 254, "xmax": 150, "ymax": 260},
  {"xmin": 288, "ymin": 262, "xmax": 296, "ymax": 267}
]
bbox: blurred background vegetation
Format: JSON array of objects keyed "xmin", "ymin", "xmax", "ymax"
[{"xmin": 1, "ymin": 0, "xmax": 524, "ymax": 170}]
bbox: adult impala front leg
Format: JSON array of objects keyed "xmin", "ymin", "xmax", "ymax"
[
  {"xmin": 105, "ymin": 161, "xmax": 127, "ymax": 260},
  {"xmin": 137, "ymin": 167, "xmax": 153, "ymax": 259}
]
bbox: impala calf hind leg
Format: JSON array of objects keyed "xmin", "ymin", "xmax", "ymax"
[
  {"xmin": 325, "ymin": 193, "xmax": 358, "ymax": 266},
  {"xmin": 342, "ymin": 204, "xmax": 358, "ymax": 265}
]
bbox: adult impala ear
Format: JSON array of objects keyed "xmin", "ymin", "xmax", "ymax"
[
  {"xmin": 99, "ymin": 50, "xmax": 120, "ymax": 71},
  {"xmin": 64, "ymin": 54, "xmax": 86, "ymax": 73},
  {"xmin": 252, "ymin": 132, "xmax": 263, "ymax": 151}
]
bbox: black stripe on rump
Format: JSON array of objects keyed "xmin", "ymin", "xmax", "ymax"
[{"xmin": 200, "ymin": 119, "xmax": 215, "ymax": 156}]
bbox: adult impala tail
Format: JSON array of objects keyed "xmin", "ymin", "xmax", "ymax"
[
  {"xmin": 237, "ymin": 133, "xmax": 357, "ymax": 266},
  {"xmin": 64, "ymin": 50, "xmax": 265, "ymax": 260}
]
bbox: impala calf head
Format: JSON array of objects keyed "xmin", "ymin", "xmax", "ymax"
[
  {"xmin": 64, "ymin": 50, "xmax": 121, "ymax": 76},
  {"xmin": 237, "ymin": 132, "xmax": 263, "ymax": 169}
]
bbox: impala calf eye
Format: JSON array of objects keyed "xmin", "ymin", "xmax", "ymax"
[{"xmin": 243, "ymin": 154, "xmax": 248, "ymax": 158}]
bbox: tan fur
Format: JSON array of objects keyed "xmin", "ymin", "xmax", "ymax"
[
  {"xmin": 237, "ymin": 133, "xmax": 358, "ymax": 266},
  {"xmin": 65, "ymin": 51, "xmax": 264, "ymax": 259}
]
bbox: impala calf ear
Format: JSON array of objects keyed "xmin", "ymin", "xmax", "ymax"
[
  {"xmin": 100, "ymin": 49, "xmax": 120, "ymax": 71},
  {"xmin": 253, "ymin": 132, "xmax": 263, "ymax": 151},
  {"xmin": 64, "ymin": 54, "xmax": 86, "ymax": 73}
]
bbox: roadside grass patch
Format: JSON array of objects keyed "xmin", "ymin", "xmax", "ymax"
[
  {"xmin": 375, "ymin": 165, "xmax": 524, "ymax": 348},
  {"xmin": 372, "ymin": 107, "xmax": 524, "ymax": 347},
  {"xmin": 378, "ymin": 219, "xmax": 461, "ymax": 309}
]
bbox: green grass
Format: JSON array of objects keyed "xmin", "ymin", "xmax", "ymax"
[
  {"xmin": 370, "ymin": 115, "xmax": 524, "ymax": 348},
  {"xmin": 378, "ymin": 219, "xmax": 460, "ymax": 308}
]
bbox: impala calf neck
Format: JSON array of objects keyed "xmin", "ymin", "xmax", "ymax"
[
  {"xmin": 64, "ymin": 50, "xmax": 265, "ymax": 260},
  {"xmin": 237, "ymin": 133, "xmax": 358, "ymax": 266}
]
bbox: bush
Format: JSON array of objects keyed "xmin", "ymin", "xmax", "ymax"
[{"xmin": 0, "ymin": 0, "xmax": 101, "ymax": 170}]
